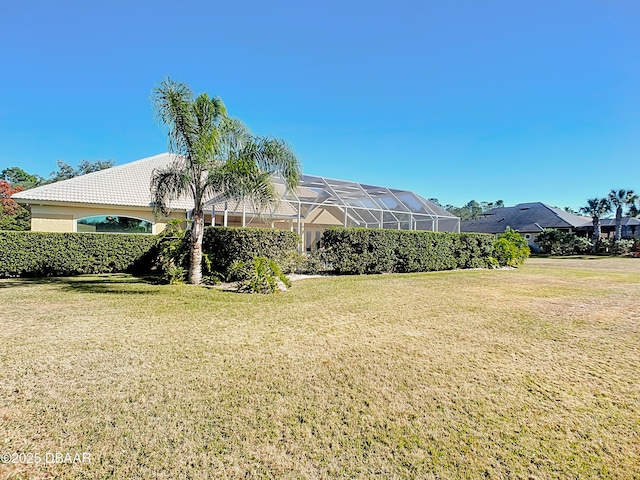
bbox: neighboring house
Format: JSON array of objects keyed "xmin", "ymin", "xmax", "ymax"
[
  {"xmin": 12, "ymin": 153, "xmax": 460, "ymax": 251},
  {"xmin": 461, "ymin": 202, "xmax": 592, "ymax": 250},
  {"xmin": 597, "ymin": 217, "xmax": 640, "ymax": 240}
]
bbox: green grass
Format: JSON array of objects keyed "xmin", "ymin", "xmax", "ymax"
[{"xmin": 1, "ymin": 257, "xmax": 639, "ymax": 478}]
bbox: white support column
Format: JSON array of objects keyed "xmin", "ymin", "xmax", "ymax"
[
  {"xmin": 223, "ymin": 202, "xmax": 228, "ymax": 227},
  {"xmin": 211, "ymin": 205, "xmax": 215, "ymax": 227},
  {"xmin": 379, "ymin": 209, "xmax": 384, "ymax": 229},
  {"xmin": 344, "ymin": 207, "xmax": 348, "ymax": 227},
  {"xmin": 242, "ymin": 203, "xmax": 246, "ymax": 227}
]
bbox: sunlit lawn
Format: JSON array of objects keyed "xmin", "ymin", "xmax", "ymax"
[{"xmin": 1, "ymin": 257, "xmax": 639, "ymax": 478}]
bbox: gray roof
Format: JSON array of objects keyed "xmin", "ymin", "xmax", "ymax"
[
  {"xmin": 12, "ymin": 153, "xmax": 194, "ymax": 210},
  {"xmin": 461, "ymin": 202, "xmax": 592, "ymax": 234},
  {"xmin": 599, "ymin": 217, "xmax": 640, "ymax": 227}
]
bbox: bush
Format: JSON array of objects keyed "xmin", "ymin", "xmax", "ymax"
[
  {"xmin": 0, "ymin": 231, "xmax": 158, "ymax": 277},
  {"xmin": 229, "ymin": 256, "xmax": 291, "ymax": 294},
  {"xmin": 535, "ymin": 228, "xmax": 592, "ymax": 255},
  {"xmin": 201, "ymin": 227, "xmax": 299, "ymax": 279},
  {"xmin": 492, "ymin": 227, "xmax": 530, "ymax": 267},
  {"xmin": 320, "ymin": 227, "xmax": 495, "ymax": 275},
  {"xmin": 280, "ymin": 250, "xmax": 325, "ymax": 275}
]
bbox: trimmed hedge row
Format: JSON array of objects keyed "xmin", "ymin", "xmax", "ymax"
[
  {"xmin": 0, "ymin": 231, "xmax": 158, "ymax": 277},
  {"xmin": 0, "ymin": 227, "xmax": 496, "ymax": 278},
  {"xmin": 321, "ymin": 227, "xmax": 495, "ymax": 274},
  {"xmin": 201, "ymin": 227, "xmax": 299, "ymax": 276}
]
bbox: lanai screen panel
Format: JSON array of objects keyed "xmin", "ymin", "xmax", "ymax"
[
  {"xmin": 210, "ymin": 173, "xmax": 460, "ymax": 232},
  {"xmin": 287, "ymin": 175, "xmax": 460, "ymax": 232}
]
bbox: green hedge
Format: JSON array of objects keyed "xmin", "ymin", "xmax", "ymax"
[
  {"xmin": 201, "ymin": 227, "xmax": 300, "ymax": 277},
  {"xmin": 0, "ymin": 231, "xmax": 158, "ymax": 277},
  {"xmin": 321, "ymin": 227, "xmax": 495, "ymax": 274}
]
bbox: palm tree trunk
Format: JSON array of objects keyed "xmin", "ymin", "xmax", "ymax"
[
  {"xmin": 188, "ymin": 210, "xmax": 205, "ymax": 285},
  {"xmin": 590, "ymin": 217, "xmax": 601, "ymax": 254},
  {"xmin": 592, "ymin": 216, "xmax": 601, "ymax": 243},
  {"xmin": 615, "ymin": 206, "xmax": 623, "ymax": 241}
]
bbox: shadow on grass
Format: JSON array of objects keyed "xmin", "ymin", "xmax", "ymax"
[{"xmin": 0, "ymin": 274, "xmax": 165, "ymax": 295}]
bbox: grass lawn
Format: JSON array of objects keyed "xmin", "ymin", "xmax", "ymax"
[{"xmin": 1, "ymin": 257, "xmax": 639, "ymax": 479}]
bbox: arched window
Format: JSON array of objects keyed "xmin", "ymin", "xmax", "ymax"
[{"xmin": 77, "ymin": 215, "xmax": 152, "ymax": 234}]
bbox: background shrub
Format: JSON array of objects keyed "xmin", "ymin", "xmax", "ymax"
[
  {"xmin": 535, "ymin": 228, "xmax": 592, "ymax": 255},
  {"xmin": 321, "ymin": 227, "xmax": 495, "ymax": 274},
  {"xmin": 492, "ymin": 227, "xmax": 530, "ymax": 267},
  {"xmin": 0, "ymin": 231, "xmax": 158, "ymax": 277}
]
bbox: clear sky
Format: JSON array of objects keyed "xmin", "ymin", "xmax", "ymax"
[{"xmin": 1, "ymin": 0, "xmax": 638, "ymax": 211}]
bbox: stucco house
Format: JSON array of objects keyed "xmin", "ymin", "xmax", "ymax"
[{"xmin": 12, "ymin": 153, "xmax": 460, "ymax": 251}]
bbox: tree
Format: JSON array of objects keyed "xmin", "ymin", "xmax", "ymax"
[
  {"xmin": 1, "ymin": 167, "xmax": 44, "ymax": 189},
  {"xmin": 0, "ymin": 180, "xmax": 23, "ymax": 215},
  {"xmin": 0, "ymin": 180, "xmax": 30, "ymax": 231},
  {"xmin": 48, "ymin": 159, "xmax": 114, "ymax": 183},
  {"xmin": 608, "ymin": 189, "xmax": 636, "ymax": 240},
  {"xmin": 580, "ymin": 197, "xmax": 611, "ymax": 243},
  {"xmin": 443, "ymin": 199, "xmax": 503, "ymax": 220},
  {"xmin": 150, "ymin": 78, "xmax": 301, "ymax": 285}
]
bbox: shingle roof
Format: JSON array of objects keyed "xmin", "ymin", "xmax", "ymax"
[
  {"xmin": 461, "ymin": 202, "xmax": 592, "ymax": 234},
  {"xmin": 12, "ymin": 153, "xmax": 194, "ymax": 210},
  {"xmin": 599, "ymin": 217, "xmax": 640, "ymax": 227}
]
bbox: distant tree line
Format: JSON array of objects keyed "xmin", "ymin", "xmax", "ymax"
[
  {"xmin": 428, "ymin": 198, "xmax": 505, "ymax": 221},
  {"xmin": 0, "ymin": 159, "xmax": 114, "ymax": 231}
]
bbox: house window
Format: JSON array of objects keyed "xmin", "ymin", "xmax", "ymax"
[
  {"xmin": 524, "ymin": 234, "xmax": 532, "ymax": 240},
  {"xmin": 77, "ymin": 215, "xmax": 152, "ymax": 234}
]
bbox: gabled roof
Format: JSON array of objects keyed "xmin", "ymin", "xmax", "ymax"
[
  {"xmin": 12, "ymin": 153, "xmax": 194, "ymax": 210},
  {"xmin": 461, "ymin": 202, "xmax": 592, "ymax": 234}
]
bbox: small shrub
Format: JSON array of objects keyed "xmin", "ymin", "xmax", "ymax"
[
  {"xmin": 612, "ymin": 239, "xmax": 634, "ymax": 255},
  {"xmin": 230, "ymin": 256, "xmax": 291, "ymax": 294},
  {"xmin": 492, "ymin": 227, "xmax": 530, "ymax": 267},
  {"xmin": 156, "ymin": 219, "xmax": 190, "ymax": 283},
  {"xmin": 166, "ymin": 266, "xmax": 186, "ymax": 285},
  {"xmin": 280, "ymin": 250, "xmax": 326, "ymax": 275}
]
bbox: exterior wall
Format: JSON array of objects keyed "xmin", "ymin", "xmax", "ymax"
[
  {"xmin": 305, "ymin": 207, "xmax": 344, "ymax": 226},
  {"xmin": 29, "ymin": 204, "xmax": 186, "ymax": 234},
  {"xmin": 31, "ymin": 212, "xmax": 74, "ymax": 233}
]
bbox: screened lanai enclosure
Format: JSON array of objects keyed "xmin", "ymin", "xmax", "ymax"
[{"xmin": 205, "ymin": 174, "xmax": 460, "ymax": 251}]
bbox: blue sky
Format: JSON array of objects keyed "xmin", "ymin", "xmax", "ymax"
[{"xmin": 1, "ymin": 0, "xmax": 638, "ymax": 211}]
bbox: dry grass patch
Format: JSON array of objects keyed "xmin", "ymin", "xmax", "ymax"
[{"xmin": 1, "ymin": 257, "xmax": 639, "ymax": 478}]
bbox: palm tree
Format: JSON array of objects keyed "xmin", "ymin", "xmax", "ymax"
[
  {"xmin": 580, "ymin": 197, "xmax": 611, "ymax": 243},
  {"xmin": 608, "ymin": 189, "xmax": 636, "ymax": 240},
  {"xmin": 150, "ymin": 78, "xmax": 301, "ymax": 284}
]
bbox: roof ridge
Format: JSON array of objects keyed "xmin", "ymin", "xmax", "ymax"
[{"xmin": 13, "ymin": 152, "xmax": 173, "ymax": 196}]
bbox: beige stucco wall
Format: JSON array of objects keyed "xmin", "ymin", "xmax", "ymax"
[
  {"xmin": 29, "ymin": 204, "xmax": 186, "ymax": 234},
  {"xmin": 28, "ymin": 202, "xmax": 338, "ymax": 250}
]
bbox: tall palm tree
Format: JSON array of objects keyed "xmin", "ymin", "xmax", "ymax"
[
  {"xmin": 150, "ymin": 78, "xmax": 301, "ymax": 284},
  {"xmin": 608, "ymin": 189, "xmax": 636, "ymax": 240},
  {"xmin": 580, "ymin": 197, "xmax": 611, "ymax": 243}
]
